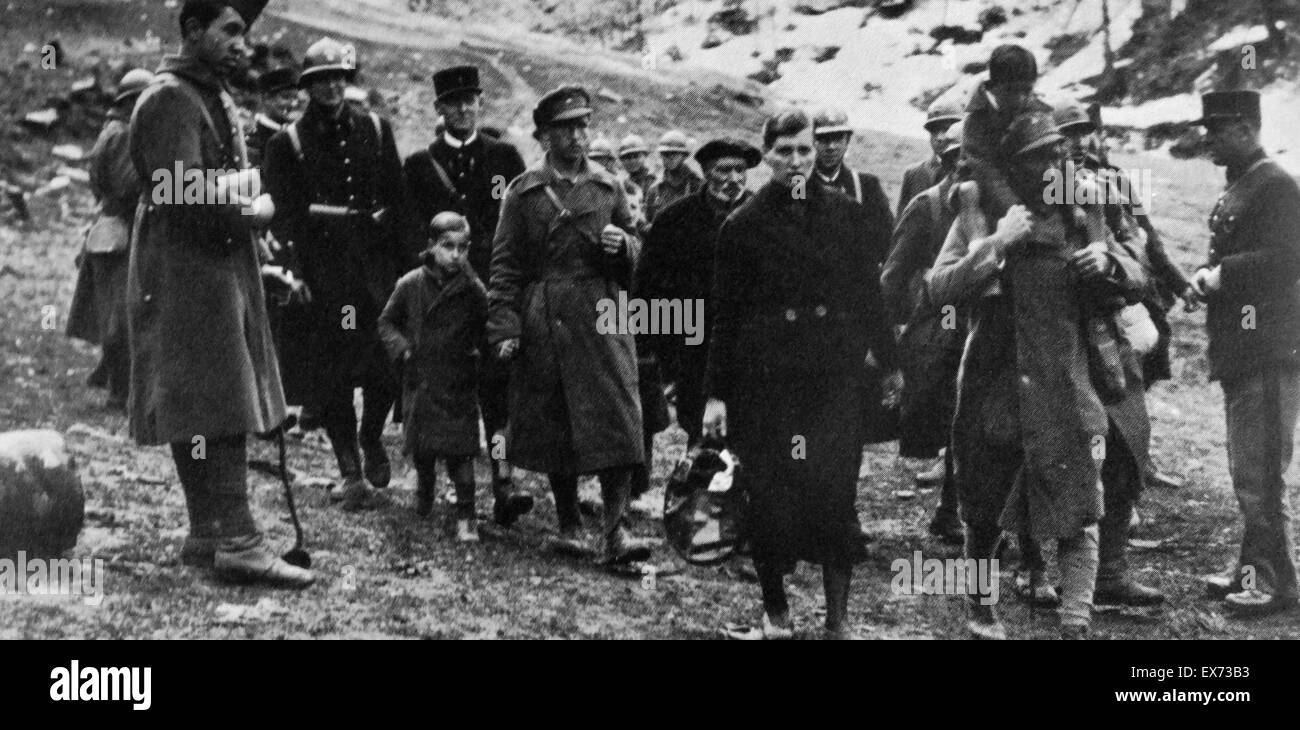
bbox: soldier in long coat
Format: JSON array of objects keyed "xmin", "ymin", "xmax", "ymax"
[
  {"xmin": 880, "ymin": 121, "xmax": 964, "ymax": 544},
  {"xmin": 926, "ymin": 113, "xmax": 1148, "ymax": 639},
  {"xmin": 402, "ymin": 65, "xmax": 533, "ymax": 525},
  {"xmin": 126, "ymin": 0, "xmax": 311, "ymax": 587},
  {"xmin": 487, "ymin": 86, "xmax": 655, "ymax": 565},
  {"xmin": 68, "ymin": 68, "xmax": 154, "ymax": 410},
  {"xmin": 704, "ymin": 109, "xmax": 899, "ymax": 639},
  {"xmin": 264, "ymin": 38, "xmax": 408, "ymax": 511},
  {"xmin": 1191, "ymin": 91, "xmax": 1300, "ymax": 617}
]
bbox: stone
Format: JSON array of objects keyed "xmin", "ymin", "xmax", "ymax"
[{"xmin": 0, "ymin": 430, "xmax": 85, "ymax": 558}]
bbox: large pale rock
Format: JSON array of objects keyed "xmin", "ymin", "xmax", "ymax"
[{"xmin": 0, "ymin": 430, "xmax": 84, "ymax": 558}]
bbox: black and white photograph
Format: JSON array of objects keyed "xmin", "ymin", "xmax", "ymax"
[{"xmin": 2, "ymin": 0, "xmax": 1299, "ymax": 684}]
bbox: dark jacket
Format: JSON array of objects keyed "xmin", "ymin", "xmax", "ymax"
[
  {"xmin": 707, "ymin": 180, "xmax": 897, "ymax": 401},
  {"xmin": 644, "ymin": 166, "xmax": 703, "ymax": 224},
  {"xmin": 812, "ymin": 163, "xmax": 895, "ymax": 269},
  {"xmin": 244, "ymin": 113, "xmax": 283, "ymax": 171},
  {"xmin": 958, "ymin": 81, "xmax": 1052, "ymax": 221},
  {"xmin": 897, "ymin": 155, "xmax": 941, "ymax": 219},
  {"xmin": 403, "ymin": 131, "xmax": 526, "ymax": 279},
  {"xmin": 486, "ymin": 157, "xmax": 644, "ymax": 474},
  {"xmin": 379, "ymin": 263, "xmax": 488, "ymax": 457},
  {"xmin": 125, "ymin": 55, "xmax": 285, "ymax": 444},
  {"xmin": 1200, "ymin": 151, "xmax": 1300, "ymax": 381},
  {"xmin": 263, "ymin": 101, "xmax": 408, "ymax": 394}
]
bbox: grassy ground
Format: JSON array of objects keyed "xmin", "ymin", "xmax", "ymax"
[{"xmin": 2, "ymin": 0, "xmax": 1298, "ymax": 639}]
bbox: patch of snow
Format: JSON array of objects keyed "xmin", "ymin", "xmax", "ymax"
[{"xmin": 1207, "ymin": 24, "xmax": 1270, "ymax": 53}]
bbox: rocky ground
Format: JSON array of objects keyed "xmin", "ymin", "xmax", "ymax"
[{"xmin": 1, "ymin": 0, "xmax": 1297, "ymax": 639}]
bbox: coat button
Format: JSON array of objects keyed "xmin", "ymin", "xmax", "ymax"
[
  {"xmin": 784, "ymin": 308, "xmax": 797, "ymax": 322},
  {"xmin": 814, "ymin": 304, "xmax": 827, "ymax": 318}
]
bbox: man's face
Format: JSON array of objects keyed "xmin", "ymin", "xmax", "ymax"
[
  {"xmin": 989, "ymin": 81, "xmax": 1034, "ymax": 116},
  {"xmin": 306, "ymin": 73, "xmax": 348, "ymax": 111},
  {"xmin": 704, "ymin": 156, "xmax": 748, "ymax": 203},
  {"xmin": 435, "ymin": 92, "xmax": 482, "ymax": 138},
  {"xmin": 1062, "ymin": 126, "xmax": 1096, "ymax": 166},
  {"xmin": 813, "ymin": 131, "xmax": 850, "ymax": 171},
  {"xmin": 661, "ymin": 151, "xmax": 688, "ymax": 173},
  {"xmin": 542, "ymin": 119, "xmax": 590, "ymax": 163},
  {"xmin": 265, "ymin": 88, "xmax": 301, "ymax": 123},
  {"xmin": 620, "ymin": 152, "xmax": 647, "ymax": 173},
  {"xmin": 927, "ymin": 120, "xmax": 956, "ymax": 157},
  {"xmin": 1203, "ymin": 119, "xmax": 1254, "ymax": 166},
  {"xmin": 766, "ymin": 126, "xmax": 816, "ymax": 188},
  {"xmin": 428, "ymin": 230, "xmax": 470, "ymax": 271},
  {"xmin": 186, "ymin": 7, "xmax": 248, "ymax": 78}
]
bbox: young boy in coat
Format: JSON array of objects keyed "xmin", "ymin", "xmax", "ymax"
[{"xmin": 380, "ymin": 212, "xmax": 532, "ymax": 541}]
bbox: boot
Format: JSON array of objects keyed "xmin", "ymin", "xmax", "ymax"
[
  {"xmin": 1014, "ymin": 569, "xmax": 1061, "ymax": 607},
  {"xmin": 214, "ymin": 537, "xmax": 315, "ymax": 588},
  {"xmin": 361, "ymin": 440, "xmax": 391, "ymax": 489},
  {"xmin": 415, "ymin": 472, "xmax": 435, "ymax": 518},
  {"xmin": 605, "ymin": 525, "xmax": 654, "ymax": 565},
  {"xmin": 491, "ymin": 479, "xmax": 534, "ymax": 528},
  {"xmin": 329, "ymin": 441, "xmax": 363, "ymax": 503}
]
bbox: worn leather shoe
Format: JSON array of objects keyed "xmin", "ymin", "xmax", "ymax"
[
  {"xmin": 362, "ymin": 443, "xmax": 391, "ymax": 489},
  {"xmin": 1095, "ymin": 577, "xmax": 1165, "ymax": 606},
  {"xmin": 492, "ymin": 483, "xmax": 534, "ymax": 528},
  {"xmin": 214, "ymin": 543, "xmax": 315, "ymax": 588},
  {"xmin": 1204, "ymin": 573, "xmax": 1245, "ymax": 600},
  {"xmin": 1224, "ymin": 589, "xmax": 1300, "ymax": 618},
  {"xmin": 548, "ymin": 528, "xmax": 593, "ymax": 557},
  {"xmin": 605, "ymin": 527, "xmax": 654, "ymax": 565},
  {"xmin": 1014, "ymin": 570, "xmax": 1061, "ymax": 607}
]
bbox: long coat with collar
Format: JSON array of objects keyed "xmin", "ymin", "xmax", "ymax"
[
  {"xmin": 486, "ymin": 158, "xmax": 644, "ymax": 475},
  {"xmin": 882, "ymin": 174, "xmax": 964, "ymax": 458},
  {"xmin": 378, "ymin": 263, "xmax": 488, "ymax": 457},
  {"xmin": 403, "ymin": 132, "xmax": 527, "ymax": 280},
  {"xmin": 263, "ymin": 102, "xmax": 408, "ymax": 399},
  {"xmin": 706, "ymin": 181, "xmax": 897, "ymax": 570},
  {"xmin": 812, "ymin": 162, "xmax": 894, "ymax": 269},
  {"xmin": 926, "ymin": 185, "xmax": 1148, "ymax": 541},
  {"xmin": 125, "ymin": 56, "xmax": 286, "ymax": 445},
  {"xmin": 897, "ymin": 155, "xmax": 941, "ymax": 219},
  {"xmin": 1199, "ymin": 152, "xmax": 1300, "ymax": 382}
]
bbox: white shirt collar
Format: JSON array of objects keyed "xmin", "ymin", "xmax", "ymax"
[{"xmin": 443, "ymin": 130, "xmax": 478, "ymax": 149}]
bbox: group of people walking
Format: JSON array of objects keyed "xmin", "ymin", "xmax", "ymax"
[{"xmin": 66, "ymin": 0, "xmax": 1300, "ymax": 639}]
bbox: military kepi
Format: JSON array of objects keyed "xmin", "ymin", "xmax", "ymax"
[
  {"xmin": 433, "ymin": 66, "xmax": 482, "ymax": 102},
  {"xmin": 532, "ymin": 85, "xmax": 592, "ymax": 129},
  {"xmin": 1194, "ymin": 90, "xmax": 1261, "ymax": 126}
]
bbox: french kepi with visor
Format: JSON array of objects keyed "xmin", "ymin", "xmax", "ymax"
[
  {"xmin": 694, "ymin": 137, "xmax": 762, "ymax": 170},
  {"xmin": 1192, "ymin": 90, "xmax": 1261, "ymax": 127},
  {"xmin": 433, "ymin": 65, "xmax": 482, "ymax": 102}
]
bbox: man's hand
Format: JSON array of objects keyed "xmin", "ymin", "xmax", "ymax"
[
  {"xmin": 1070, "ymin": 241, "xmax": 1115, "ymax": 280},
  {"xmin": 989, "ymin": 204, "xmax": 1033, "ymax": 256},
  {"xmin": 1191, "ymin": 266, "xmax": 1222, "ymax": 298},
  {"xmin": 496, "ymin": 338, "xmax": 520, "ymax": 361},
  {"xmin": 600, "ymin": 224, "xmax": 627, "ymax": 255},
  {"xmin": 703, "ymin": 398, "xmax": 727, "ymax": 438},
  {"xmin": 1180, "ymin": 284, "xmax": 1202, "ymax": 312},
  {"xmin": 881, "ymin": 370, "xmax": 904, "ymax": 410}
]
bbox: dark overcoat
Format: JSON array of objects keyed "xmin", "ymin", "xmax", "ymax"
[
  {"xmin": 926, "ymin": 184, "xmax": 1148, "ymax": 541},
  {"xmin": 707, "ymin": 181, "xmax": 897, "ymax": 570},
  {"xmin": 378, "ymin": 263, "xmax": 488, "ymax": 457},
  {"xmin": 882, "ymin": 175, "xmax": 964, "ymax": 457},
  {"xmin": 486, "ymin": 158, "xmax": 644, "ymax": 475},
  {"xmin": 125, "ymin": 56, "xmax": 285, "ymax": 445},
  {"xmin": 263, "ymin": 102, "xmax": 408, "ymax": 400},
  {"xmin": 897, "ymin": 155, "xmax": 941, "ymax": 219},
  {"xmin": 1199, "ymin": 152, "xmax": 1300, "ymax": 382}
]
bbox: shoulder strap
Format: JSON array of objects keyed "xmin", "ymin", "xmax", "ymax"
[
  {"xmin": 428, "ymin": 155, "xmax": 460, "ymax": 199},
  {"xmin": 369, "ymin": 112, "xmax": 383, "ymax": 141},
  {"xmin": 846, "ymin": 167, "xmax": 864, "ymax": 205}
]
